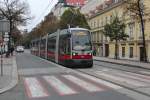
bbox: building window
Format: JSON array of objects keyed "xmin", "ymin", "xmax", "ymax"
[
  {"xmin": 92, "ymin": 33, "xmax": 94, "ymax": 42},
  {"xmin": 139, "ymin": 20, "xmax": 145, "ymax": 38},
  {"xmin": 94, "ymin": 21, "xmax": 97, "ymax": 28},
  {"xmin": 90, "ymin": 22, "xmax": 93, "ymax": 28},
  {"xmin": 128, "ymin": 23, "xmax": 135, "ymax": 39},
  {"xmin": 115, "ymin": 0, "xmax": 118, "ymax": 3},
  {"xmin": 99, "ymin": 20, "xmax": 101, "ymax": 27},
  {"xmin": 139, "ymin": 23, "xmax": 142, "ymax": 38},
  {"xmin": 95, "ymin": 32, "xmax": 97, "ymax": 42},
  {"xmin": 110, "ymin": 15, "xmax": 113, "ymax": 23},
  {"xmin": 105, "ymin": 16, "xmax": 107, "ymax": 24},
  {"xmin": 96, "ymin": 20, "xmax": 98, "ymax": 28},
  {"xmin": 129, "ymin": 47, "xmax": 133, "ymax": 58},
  {"xmin": 97, "ymin": 32, "xmax": 99, "ymax": 42},
  {"xmin": 101, "ymin": 17, "xmax": 104, "ymax": 26},
  {"xmin": 122, "ymin": 47, "xmax": 125, "ymax": 57}
]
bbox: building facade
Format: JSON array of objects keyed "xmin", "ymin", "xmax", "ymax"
[
  {"xmin": 52, "ymin": 0, "xmax": 88, "ymax": 20},
  {"xmin": 81, "ymin": 0, "xmax": 150, "ymax": 62}
]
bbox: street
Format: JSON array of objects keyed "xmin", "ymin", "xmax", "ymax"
[
  {"xmin": 0, "ymin": 50, "xmax": 150, "ymax": 100},
  {"xmin": 1, "ymin": 0, "xmax": 150, "ymax": 100}
]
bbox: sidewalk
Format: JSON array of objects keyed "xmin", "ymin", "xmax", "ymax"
[
  {"xmin": 94, "ymin": 56, "xmax": 150, "ymax": 70},
  {"xmin": 0, "ymin": 55, "xmax": 18, "ymax": 93}
]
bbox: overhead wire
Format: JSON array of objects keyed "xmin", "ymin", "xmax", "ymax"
[{"xmin": 31, "ymin": 0, "xmax": 54, "ymax": 30}]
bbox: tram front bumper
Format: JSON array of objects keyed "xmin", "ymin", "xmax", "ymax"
[{"xmin": 65, "ymin": 59, "xmax": 93, "ymax": 68}]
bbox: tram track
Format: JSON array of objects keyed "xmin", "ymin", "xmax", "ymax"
[
  {"xmin": 74, "ymin": 68, "xmax": 150, "ymax": 98},
  {"xmin": 31, "ymin": 53, "xmax": 150, "ymax": 98},
  {"xmin": 93, "ymin": 60, "xmax": 150, "ymax": 76}
]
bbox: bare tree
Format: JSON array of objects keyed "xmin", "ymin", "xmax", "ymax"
[
  {"xmin": 0, "ymin": 0, "xmax": 30, "ymax": 55},
  {"xmin": 124, "ymin": 0, "xmax": 150, "ymax": 62}
]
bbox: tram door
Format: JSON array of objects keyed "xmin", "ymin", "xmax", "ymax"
[{"xmin": 58, "ymin": 35, "xmax": 71, "ymax": 65}]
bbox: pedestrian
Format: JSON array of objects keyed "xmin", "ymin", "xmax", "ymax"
[
  {"xmin": 10, "ymin": 46, "xmax": 14, "ymax": 56},
  {"xmin": 6, "ymin": 49, "xmax": 10, "ymax": 58},
  {"xmin": 93, "ymin": 46, "xmax": 96, "ymax": 56}
]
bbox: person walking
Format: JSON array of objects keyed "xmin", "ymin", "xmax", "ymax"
[
  {"xmin": 93, "ymin": 46, "xmax": 96, "ymax": 56},
  {"xmin": 10, "ymin": 46, "xmax": 14, "ymax": 56}
]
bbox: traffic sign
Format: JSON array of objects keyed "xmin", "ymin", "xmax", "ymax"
[
  {"xmin": 4, "ymin": 38, "xmax": 9, "ymax": 42},
  {"xmin": 0, "ymin": 19, "xmax": 10, "ymax": 32}
]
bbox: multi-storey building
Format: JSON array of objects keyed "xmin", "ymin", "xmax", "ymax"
[
  {"xmin": 81, "ymin": 0, "xmax": 150, "ymax": 62},
  {"xmin": 52, "ymin": 0, "xmax": 88, "ymax": 20}
]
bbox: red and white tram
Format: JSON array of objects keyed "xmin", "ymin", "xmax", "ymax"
[{"xmin": 31, "ymin": 28, "xmax": 93, "ymax": 68}]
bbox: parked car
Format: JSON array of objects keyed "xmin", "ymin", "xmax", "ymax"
[{"xmin": 16, "ymin": 46, "xmax": 24, "ymax": 52}]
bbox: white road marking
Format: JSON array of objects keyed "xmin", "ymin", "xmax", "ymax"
[
  {"xmin": 24, "ymin": 77, "xmax": 48, "ymax": 98},
  {"xmin": 62, "ymin": 75, "xmax": 103, "ymax": 92},
  {"xmin": 96, "ymin": 71, "xmax": 147, "ymax": 87},
  {"xmin": 43, "ymin": 76, "xmax": 77, "ymax": 95},
  {"xmin": 77, "ymin": 73, "xmax": 122, "ymax": 89}
]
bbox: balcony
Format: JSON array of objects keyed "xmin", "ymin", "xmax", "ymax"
[
  {"xmin": 85, "ymin": 14, "xmax": 90, "ymax": 18},
  {"xmin": 96, "ymin": 4, "xmax": 103, "ymax": 11},
  {"xmin": 105, "ymin": 0, "xmax": 113, "ymax": 5},
  {"xmin": 90, "ymin": 10, "xmax": 95, "ymax": 14}
]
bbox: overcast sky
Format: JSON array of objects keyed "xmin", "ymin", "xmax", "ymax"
[{"xmin": 26, "ymin": 0, "xmax": 58, "ymax": 32}]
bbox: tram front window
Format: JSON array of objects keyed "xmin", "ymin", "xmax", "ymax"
[{"xmin": 72, "ymin": 30, "xmax": 92, "ymax": 51}]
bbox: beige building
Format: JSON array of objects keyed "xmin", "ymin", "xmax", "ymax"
[
  {"xmin": 51, "ymin": 3, "xmax": 68, "ymax": 20},
  {"xmin": 81, "ymin": 0, "xmax": 150, "ymax": 62}
]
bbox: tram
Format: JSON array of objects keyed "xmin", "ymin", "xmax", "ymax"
[{"xmin": 31, "ymin": 28, "xmax": 93, "ymax": 68}]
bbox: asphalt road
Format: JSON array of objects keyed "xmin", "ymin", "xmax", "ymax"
[{"xmin": 0, "ymin": 51, "xmax": 143, "ymax": 100}]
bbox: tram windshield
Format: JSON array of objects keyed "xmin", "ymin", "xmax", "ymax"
[{"xmin": 72, "ymin": 30, "xmax": 92, "ymax": 51}]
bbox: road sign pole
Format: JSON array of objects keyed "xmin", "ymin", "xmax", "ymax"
[
  {"xmin": 0, "ymin": 19, "xmax": 10, "ymax": 76},
  {"xmin": 0, "ymin": 43, "xmax": 3, "ymax": 76}
]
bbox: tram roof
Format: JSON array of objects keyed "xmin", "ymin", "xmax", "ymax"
[
  {"xmin": 32, "ymin": 28, "xmax": 90, "ymax": 41},
  {"xmin": 47, "ymin": 28, "xmax": 89, "ymax": 37}
]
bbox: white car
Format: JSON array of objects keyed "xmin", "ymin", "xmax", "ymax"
[{"xmin": 16, "ymin": 46, "xmax": 24, "ymax": 52}]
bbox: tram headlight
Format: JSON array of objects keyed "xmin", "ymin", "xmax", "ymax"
[
  {"xmin": 88, "ymin": 53, "xmax": 92, "ymax": 55},
  {"xmin": 72, "ymin": 52, "xmax": 78, "ymax": 56},
  {"xmin": 72, "ymin": 53, "xmax": 76, "ymax": 56}
]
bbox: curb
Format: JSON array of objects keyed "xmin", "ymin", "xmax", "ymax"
[
  {"xmin": 93, "ymin": 58, "xmax": 150, "ymax": 70},
  {"xmin": 0, "ymin": 56, "xmax": 18, "ymax": 94}
]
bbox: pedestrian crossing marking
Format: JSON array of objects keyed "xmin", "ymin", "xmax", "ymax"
[
  {"xmin": 24, "ymin": 77, "xmax": 49, "ymax": 98},
  {"xmin": 62, "ymin": 75, "xmax": 104, "ymax": 92},
  {"xmin": 23, "ymin": 73, "xmax": 127, "ymax": 98},
  {"xmin": 77, "ymin": 73, "xmax": 122, "ymax": 89},
  {"xmin": 43, "ymin": 76, "xmax": 77, "ymax": 95}
]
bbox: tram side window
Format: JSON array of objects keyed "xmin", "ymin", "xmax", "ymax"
[
  {"xmin": 36, "ymin": 41, "xmax": 39, "ymax": 51},
  {"xmin": 40, "ymin": 39, "xmax": 46, "ymax": 50},
  {"xmin": 59, "ymin": 36, "xmax": 70, "ymax": 55},
  {"xmin": 47, "ymin": 37, "xmax": 56, "ymax": 53}
]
